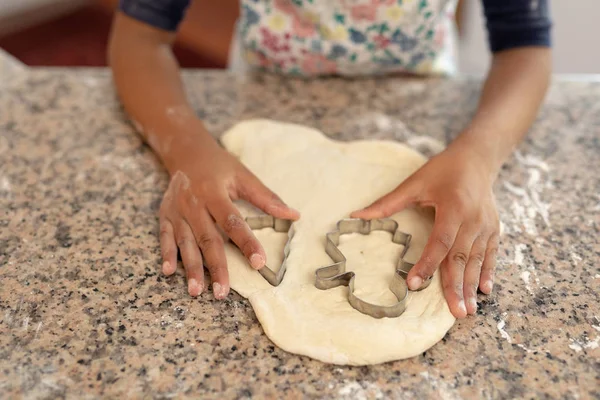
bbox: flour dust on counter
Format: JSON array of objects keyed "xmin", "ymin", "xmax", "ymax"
[{"xmin": 220, "ymin": 119, "xmax": 455, "ymax": 365}]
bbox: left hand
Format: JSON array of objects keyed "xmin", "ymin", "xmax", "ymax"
[{"xmin": 351, "ymin": 141, "xmax": 500, "ymax": 318}]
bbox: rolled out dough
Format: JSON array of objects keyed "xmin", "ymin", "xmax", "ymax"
[{"xmin": 222, "ymin": 119, "xmax": 455, "ymax": 365}]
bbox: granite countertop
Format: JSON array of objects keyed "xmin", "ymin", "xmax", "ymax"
[{"xmin": 1, "ymin": 50, "xmax": 598, "ymax": 398}]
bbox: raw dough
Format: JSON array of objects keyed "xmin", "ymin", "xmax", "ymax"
[{"xmin": 222, "ymin": 120, "xmax": 455, "ymax": 365}]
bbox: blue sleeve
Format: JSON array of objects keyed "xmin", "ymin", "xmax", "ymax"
[
  {"xmin": 482, "ymin": 0, "xmax": 552, "ymax": 53},
  {"xmin": 119, "ymin": 0, "xmax": 191, "ymax": 31}
]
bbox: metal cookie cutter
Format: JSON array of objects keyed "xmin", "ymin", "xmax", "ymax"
[
  {"xmin": 244, "ymin": 215, "xmax": 295, "ymax": 286},
  {"xmin": 315, "ymin": 218, "xmax": 431, "ymax": 319}
]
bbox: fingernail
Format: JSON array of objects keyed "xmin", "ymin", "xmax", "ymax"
[
  {"xmin": 213, "ymin": 282, "xmax": 222, "ymax": 298},
  {"xmin": 249, "ymin": 253, "xmax": 265, "ymax": 269},
  {"xmin": 188, "ymin": 278, "xmax": 199, "ymax": 296},
  {"xmin": 213, "ymin": 282, "xmax": 227, "ymax": 299},
  {"xmin": 162, "ymin": 261, "xmax": 171, "ymax": 274},
  {"xmin": 458, "ymin": 300, "xmax": 467, "ymax": 315},
  {"xmin": 483, "ymin": 280, "xmax": 494, "ymax": 293},
  {"xmin": 408, "ymin": 276, "xmax": 423, "ymax": 290},
  {"xmin": 469, "ymin": 298, "xmax": 478, "ymax": 312}
]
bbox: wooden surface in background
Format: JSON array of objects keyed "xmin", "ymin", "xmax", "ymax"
[
  {"xmin": 0, "ymin": 3, "xmax": 222, "ymax": 67},
  {"xmin": 98, "ymin": 0, "xmax": 239, "ymax": 67}
]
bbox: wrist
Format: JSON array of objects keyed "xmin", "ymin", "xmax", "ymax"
[
  {"xmin": 158, "ymin": 121, "xmax": 218, "ymax": 174},
  {"xmin": 447, "ymin": 135, "xmax": 504, "ymax": 180}
]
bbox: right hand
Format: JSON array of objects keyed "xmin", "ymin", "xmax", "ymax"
[{"xmin": 158, "ymin": 134, "xmax": 300, "ymax": 299}]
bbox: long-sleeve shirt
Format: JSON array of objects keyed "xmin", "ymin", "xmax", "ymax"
[{"xmin": 119, "ymin": 0, "xmax": 552, "ymax": 76}]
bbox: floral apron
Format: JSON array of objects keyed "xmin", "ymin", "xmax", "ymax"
[{"xmin": 231, "ymin": 0, "xmax": 458, "ymax": 77}]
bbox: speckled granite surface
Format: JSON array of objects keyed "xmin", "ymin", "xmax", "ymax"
[{"xmin": 0, "ymin": 55, "xmax": 599, "ymax": 399}]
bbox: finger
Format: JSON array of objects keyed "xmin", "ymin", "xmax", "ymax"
[
  {"xmin": 439, "ymin": 257, "xmax": 465, "ymax": 318},
  {"xmin": 190, "ymin": 211, "xmax": 230, "ymax": 300},
  {"xmin": 174, "ymin": 221, "xmax": 204, "ymax": 297},
  {"xmin": 407, "ymin": 212, "xmax": 460, "ymax": 291},
  {"xmin": 159, "ymin": 219, "xmax": 178, "ymax": 276},
  {"xmin": 350, "ymin": 178, "xmax": 420, "ymax": 219},
  {"xmin": 463, "ymin": 234, "xmax": 487, "ymax": 314},
  {"xmin": 207, "ymin": 196, "xmax": 266, "ymax": 270},
  {"xmin": 237, "ymin": 171, "xmax": 300, "ymax": 220},
  {"xmin": 479, "ymin": 233, "xmax": 499, "ymax": 294},
  {"xmin": 443, "ymin": 225, "xmax": 478, "ymax": 318}
]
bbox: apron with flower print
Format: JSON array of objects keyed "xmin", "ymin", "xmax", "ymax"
[{"xmin": 234, "ymin": 0, "xmax": 457, "ymax": 77}]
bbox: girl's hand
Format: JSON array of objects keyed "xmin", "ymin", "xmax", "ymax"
[
  {"xmin": 351, "ymin": 142, "xmax": 500, "ymax": 318},
  {"xmin": 159, "ymin": 134, "xmax": 299, "ymax": 299}
]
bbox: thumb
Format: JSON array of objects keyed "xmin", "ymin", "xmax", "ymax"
[
  {"xmin": 351, "ymin": 178, "xmax": 420, "ymax": 219},
  {"xmin": 238, "ymin": 172, "xmax": 300, "ymax": 221}
]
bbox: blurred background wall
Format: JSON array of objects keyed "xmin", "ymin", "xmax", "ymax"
[
  {"xmin": 0, "ymin": 0, "xmax": 88, "ymax": 36},
  {"xmin": 0, "ymin": 0, "xmax": 597, "ymax": 73},
  {"xmin": 459, "ymin": 0, "xmax": 600, "ymax": 74}
]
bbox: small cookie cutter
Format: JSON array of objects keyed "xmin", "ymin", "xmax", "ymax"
[
  {"xmin": 245, "ymin": 215, "xmax": 295, "ymax": 286},
  {"xmin": 315, "ymin": 218, "xmax": 431, "ymax": 319}
]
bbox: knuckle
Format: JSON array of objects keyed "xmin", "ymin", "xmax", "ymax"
[
  {"xmin": 222, "ymin": 214, "xmax": 245, "ymax": 235},
  {"xmin": 485, "ymin": 269, "xmax": 495, "ymax": 281},
  {"xmin": 161, "ymin": 244, "xmax": 176, "ymax": 258},
  {"xmin": 421, "ymin": 255, "xmax": 440, "ymax": 273},
  {"xmin": 172, "ymin": 170, "xmax": 191, "ymax": 190},
  {"xmin": 452, "ymin": 191, "xmax": 471, "ymax": 213},
  {"xmin": 159, "ymin": 194, "xmax": 175, "ymax": 214},
  {"xmin": 159, "ymin": 224, "xmax": 172, "ymax": 238},
  {"xmin": 453, "ymin": 282, "xmax": 464, "ymax": 296},
  {"xmin": 466, "ymin": 283, "xmax": 478, "ymax": 298},
  {"xmin": 470, "ymin": 252, "xmax": 486, "ymax": 267},
  {"xmin": 198, "ymin": 233, "xmax": 223, "ymax": 252},
  {"xmin": 434, "ymin": 233, "xmax": 453, "ymax": 252},
  {"xmin": 479, "ymin": 266, "xmax": 492, "ymax": 279},
  {"xmin": 452, "ymin": 202, "xmax": 466, "ymax": 216},
  {"xmin": 176, "ymin": 236, "xmax": 194, "ymax": 248},
  {"xmin": 483, "ymin": 261, "xmax": 497, "ymax": 275},
  {"xmin": 488, "ymin": 234, "xmax": 500, "ymax": 249},
  {"xmin": 162, "ymin": 249, "xmax": 176, "ymax": 262},
  {"xmin": 375, "ymin": 198, "xmax": 393, "ymax": 213},
  {"xmin": 451, "ymin": 251, "xmax": 469, "ymax": 268},
  {"xmin": 235, "ymin": 175, "xmax": 252, "ymax": 195},
  {"xmin": 163, "ymin": 248, "xmax": 176, "ymax": 258},
  {"xmin": 269, "ymin": 190, "xmax": 283, "ymax": 203},
  {"xmin": 483, "ymin": 249, "xmax": 498, "ymax": 268},
  {"xmin": 176, "ymin": 191, "xmax": 190, "ymax": 212},
  {"xmin": 473, "ymin": 213, "xmax": 486, "ymax": 227}
]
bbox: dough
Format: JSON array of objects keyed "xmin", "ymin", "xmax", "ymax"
[{"xmin": 221, "ymin": 120, "xmax": 455, "ymax": 365}]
